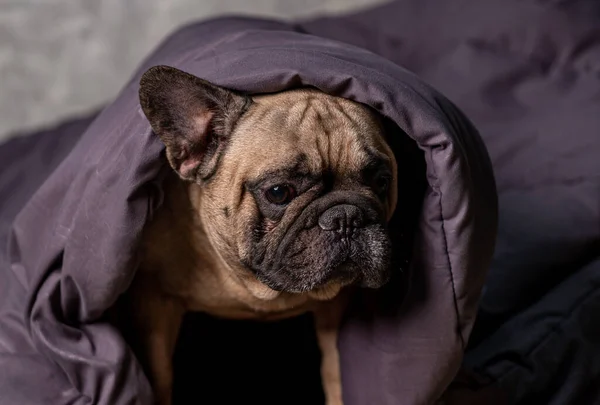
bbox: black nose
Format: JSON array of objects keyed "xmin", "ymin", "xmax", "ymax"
[{"xmin": 318, "ymin": 204, "xmax": 365, "ymax": 235}]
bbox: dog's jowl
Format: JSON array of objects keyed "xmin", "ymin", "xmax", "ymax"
[{"xmin": 129, "ymin": 65, "xmax": 398, "ymax": 405}]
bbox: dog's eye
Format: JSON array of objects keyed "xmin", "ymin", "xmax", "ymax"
[
  {"xmin": 265, "ymin": 184, "xmax": 296, "ymax": 205},
  {"xmin": 373, "ymin": 173, "xmax": 391, "ymax": 196}
]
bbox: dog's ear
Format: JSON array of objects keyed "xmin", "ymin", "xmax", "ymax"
[{"xmin": 139, "ymin": 65, "xmax": 251, "ymax": 182}]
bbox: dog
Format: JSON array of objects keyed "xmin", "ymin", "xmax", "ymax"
[{"xmin": 128, "ymin": 65, "xmax": 398, "ymax": 405}]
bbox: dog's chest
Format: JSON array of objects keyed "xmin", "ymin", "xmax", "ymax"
[{"xmin": 182, "ymin": 268, "xmax": 316, "ymax": 321}]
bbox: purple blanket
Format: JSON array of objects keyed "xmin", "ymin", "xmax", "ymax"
[{"xmin": 2, "ymin": 0, "xmax": 599, "ymax": 404}]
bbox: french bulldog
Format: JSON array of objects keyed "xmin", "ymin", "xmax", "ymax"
[{"xmin": 129, "ymin": 65, "xmax": 398, "ymax": 405}]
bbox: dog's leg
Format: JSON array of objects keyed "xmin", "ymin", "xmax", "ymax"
[
  {"xmin": 129, "ymin": 280, "xmax": 184, "ymax": 405},
  {"xmin": 314, "ymin": 293, "xmax": 350, "ymax": 405}
]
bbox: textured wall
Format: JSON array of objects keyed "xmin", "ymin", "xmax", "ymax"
[{"xmin": 0, "ymin": 0, "xmax": 387, "ymax": 140}]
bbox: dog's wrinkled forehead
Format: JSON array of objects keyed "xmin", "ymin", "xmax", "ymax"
[
  {"xmin": 226, "ymin": 89, "xmax": 390, "ymax": 179},
  {"xmin": 137, "ymin": 66, "xmax": 392, "ymax": 185}
]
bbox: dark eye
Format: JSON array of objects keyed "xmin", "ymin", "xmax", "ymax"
[
  {"xmin": 265, "ymin": 184, "xmax": 296, "ymax": 205},
  {"xmin": 373, "ymin": 173, "xmax": 391, "ymax": 196}
]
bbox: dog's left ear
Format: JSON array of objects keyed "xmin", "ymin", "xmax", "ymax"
[{"xmin": 139, "ymin": 65, "xmax": 251, "ymax": 182}]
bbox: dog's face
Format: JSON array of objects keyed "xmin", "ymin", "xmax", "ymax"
[{"xmin": 139, "ymin": 66, "xmax": 397, "ymax": 299}]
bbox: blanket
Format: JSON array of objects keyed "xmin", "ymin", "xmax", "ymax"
[
  {"xmin": 303, "ymin": 1, "xmax": 599, "ymax": 404},
  {"xmin": 0, "ymin": 12, "xmax": 496, "ymax": 405}
]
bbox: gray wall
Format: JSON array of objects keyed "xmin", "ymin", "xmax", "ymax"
[{"xmin": 0, "ymin": 0, "xmax": 386, "ymax": 141}]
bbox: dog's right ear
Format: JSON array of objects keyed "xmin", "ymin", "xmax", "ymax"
[{"xmin": 139, "ymin": 65, "xmax": 251, "ymax": 182}]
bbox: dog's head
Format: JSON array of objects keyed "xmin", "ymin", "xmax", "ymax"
[{"xmin": 139, "ymin": 66, "xmax": 398, "ymax": 300}]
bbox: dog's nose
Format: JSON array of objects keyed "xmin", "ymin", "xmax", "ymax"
[{"xmin": 318, "ymin": 204, "xmax": 364, "ymax": 235}]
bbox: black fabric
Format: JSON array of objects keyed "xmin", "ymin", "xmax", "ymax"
[
  {"xmin": 173, "ymin": 314, "xmax": 325, "ymax": 405},
  {"xmin": 466, "ymin": 258, "xmax": 600, "ymax": 405}
]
